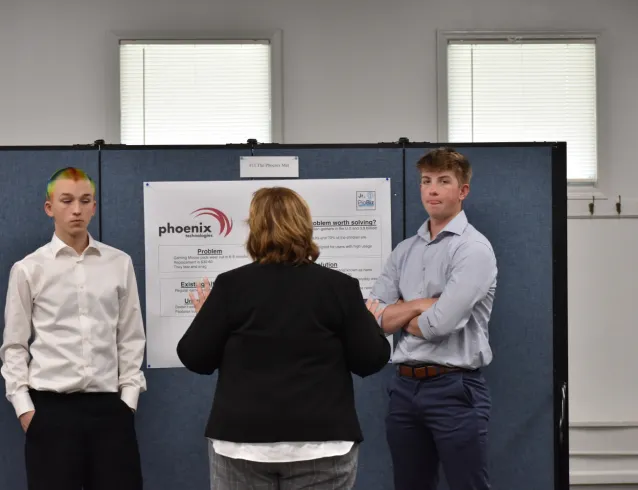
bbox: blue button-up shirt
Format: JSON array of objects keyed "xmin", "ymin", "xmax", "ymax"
[{"xmin": 370, "ymin": 210, "xmax": 497, "ymax": 369}]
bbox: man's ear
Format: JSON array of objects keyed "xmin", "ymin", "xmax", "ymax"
[
  {"xmin": 459, "ymin": 183, "xmax": 470, "ymax": 201},
  {"xmin": 44, "ymin": 200, "xmax": 54, "ymax": 218}
]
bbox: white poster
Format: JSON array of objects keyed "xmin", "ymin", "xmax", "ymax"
[{"xmin": 143, "ymin": 178, "xmax": 393, "ymax": 368}]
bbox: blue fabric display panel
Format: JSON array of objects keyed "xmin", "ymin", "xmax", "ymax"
[
  {"xmin": 100, "ymin": 148, "xmax": 252, "ymax": 490},
  {"xmin": 0, "ymin": 143, "xmax": 566, "ymax": 490},
  {"xmin": 99, "ymin": 146, "xmax": 404, "ymax": 490},
  {"xmin": 0, "ymin": 148, "xmax": 100, "ymax": 490},
  {"xmin": 404, "ymin": 145, "xmax": 557, "ymax": 490}
]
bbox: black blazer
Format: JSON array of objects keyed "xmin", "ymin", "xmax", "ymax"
[{"xmin": 176, "ymin": 261, "xmax": 391, "ymax": 443}]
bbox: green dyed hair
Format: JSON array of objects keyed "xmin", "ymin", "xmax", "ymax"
[{"xmin": 46, "ymin": 167, "xmax": 96, "ymax": 200}]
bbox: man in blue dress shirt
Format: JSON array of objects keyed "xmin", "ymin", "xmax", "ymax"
[{"xmin": 367, "ymin": 147, "xmax": 497, "ymax": 490}]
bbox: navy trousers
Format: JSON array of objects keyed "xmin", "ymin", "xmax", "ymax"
[{"xmin": 385, "ymin": 369, "xmax": 491, "ymax": 490}]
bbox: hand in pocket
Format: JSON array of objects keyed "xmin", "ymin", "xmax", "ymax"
[{"xmin": 20, "ymin": 410, "xmax": 35, "ymax": 433}]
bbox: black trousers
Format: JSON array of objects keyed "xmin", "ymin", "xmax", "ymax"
[{"xmin": 25, "ymin": 390, "xmax": 143, "ymax": 490}]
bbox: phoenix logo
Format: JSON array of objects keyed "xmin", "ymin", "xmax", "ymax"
[{"xmin": 190, "ymin": 207, "xmax": 233, "ymax": 237}]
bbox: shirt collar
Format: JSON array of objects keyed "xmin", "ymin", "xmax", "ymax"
[
  {"xmin": 50, "ymin": 232, "xmax": 101, "ymax": 257},
  {"xmin": 417, "ymin": 210, "xmax": 469, "ymax": 242}
]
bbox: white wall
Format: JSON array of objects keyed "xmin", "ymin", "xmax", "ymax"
[
  {"xmin": 2, "ymin": 0, "xmax": 638, "ymax": 485},
  {"xmin": 568, "ymin": 215, "xmax": 638, "ymax": 488}
]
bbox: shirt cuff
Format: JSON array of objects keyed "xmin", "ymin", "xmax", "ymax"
[
  {"xmin": 418, "ymin": 313, "xmax": 436, "ymax": 341},
  {"xmin": 120, "ymin": 386, "xmax": 140, "ymax": 411},
  {"xmin": 376, "ymin": 303, "xmax": 388, "ymax": 327},
  {"xmin": 12, "ymin": 391, "xmax": 35, "ymax": 418}
]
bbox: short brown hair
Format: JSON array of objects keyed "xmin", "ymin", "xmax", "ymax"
[
  {"xmin": 246, "ymin": 187, "xmax": 320, "ymax": 265},
  {"xmin": 416, "ymin": 147, "xmax": 472, "ymax": 186}
]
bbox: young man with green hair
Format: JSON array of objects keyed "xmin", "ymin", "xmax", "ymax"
[{"xmin": 0, "ymin": 167, "xmax": 147, "ymax": 490}]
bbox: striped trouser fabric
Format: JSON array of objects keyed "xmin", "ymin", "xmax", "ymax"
[{"xmin": 208, "ymin": 443, "xmax": 359, "ymax": 490}]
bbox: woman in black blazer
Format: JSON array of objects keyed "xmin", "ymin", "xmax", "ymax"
[{"xmin": 176, "ymin": 186, "xmax": 391, "ymax": 490}]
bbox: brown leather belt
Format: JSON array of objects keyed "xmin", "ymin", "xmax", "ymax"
[{"xmin": 397, "ymin": 364, "xmax": 462, "ymax": 378}]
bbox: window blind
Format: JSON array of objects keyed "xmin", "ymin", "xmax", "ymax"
[
  {"xmin": 447, "ymin": 40, "xmax": 597, "ymax": 183},
  {"xmin": 120, "ymin": 41, "xmax": 272, "ymax": 145}
]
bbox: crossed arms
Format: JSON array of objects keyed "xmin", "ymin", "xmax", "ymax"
[
  {"xmin": 369, "ymin": 240, "xmax": 496, "ymax": 342},
  {"xmin": 370, "ymin": 297, "xmax": 438, "ymax": 338}
]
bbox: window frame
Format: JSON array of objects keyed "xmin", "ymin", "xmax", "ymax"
[
  {"xmin": 436, "ymin": 29, "xmax": 603, "ymax": 192},
  {"xmin": 105, "ymin": 30, "xmax": 283, "ymax": 146}
]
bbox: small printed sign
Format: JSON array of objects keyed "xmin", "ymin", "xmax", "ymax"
[
  {"xmin": 240, "ymin": 156, "xmax": 299, "ymax": 178},
  {"xmin": 356, "ymin": 191, "xmax": 376, "ymax": 210}
]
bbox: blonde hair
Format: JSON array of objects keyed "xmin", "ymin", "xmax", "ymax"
[{"xmin": 246, "ymin": 187, "xmax": 320, "ymax": 265}]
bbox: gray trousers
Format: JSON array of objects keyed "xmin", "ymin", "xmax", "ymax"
[{"xmin": 208, "ymin": 442, "xmax": 359, "ymax": 490}]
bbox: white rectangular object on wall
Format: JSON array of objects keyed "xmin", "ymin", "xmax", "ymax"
[{"xmin": 568, "ymin": 218, "xmax": 638, "ymax": 423}]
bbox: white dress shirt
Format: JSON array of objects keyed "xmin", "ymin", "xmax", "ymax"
[
  {"xmin": 210, "ymin": 439, "xmax": 354, "ymax": 463},
  {"xmin": 0, "ymin": 233, "xmax": 147, "ymax": 418}
]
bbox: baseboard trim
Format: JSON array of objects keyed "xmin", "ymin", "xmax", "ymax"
[
  {"xmin": 571, "ymin": 470, "xmax": 638, "ymax": 485},
  {"xmin": 571, "ymin": 451, "xmax": 638, "ymax": 457},
  {"xmin": 571, "ymin": 422, "xmax": 638, "ymax": 428}
]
